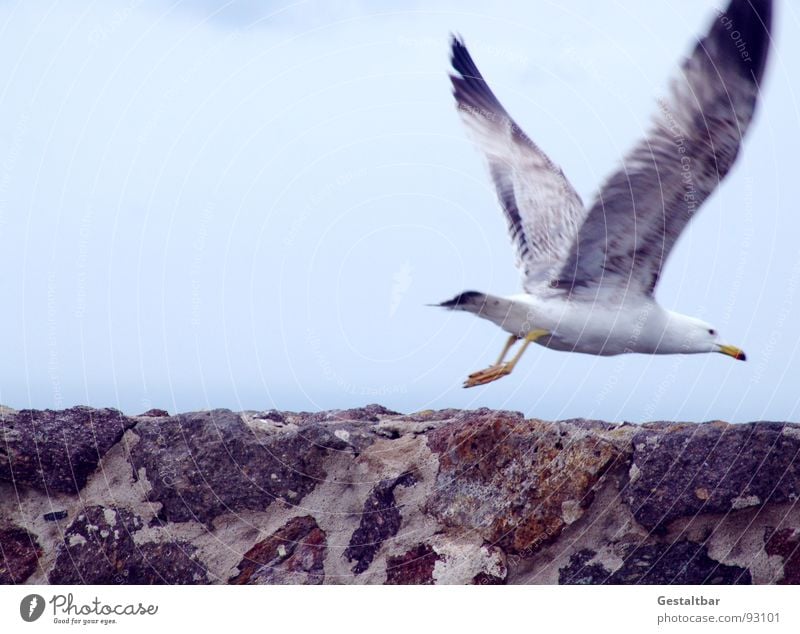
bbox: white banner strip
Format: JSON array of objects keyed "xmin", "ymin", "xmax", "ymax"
[{"xmin": 1, "ymin": 585, "xmax": 798, "ymax": 634}]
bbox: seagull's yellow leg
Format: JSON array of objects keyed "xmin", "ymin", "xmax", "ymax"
[
  {"xmin": 494, "ymin": 334, "xmax": 519, "ymax": 365},
  {"xmin": 464, "ymin": 329, "xmax": 549, "ymax": 388}
]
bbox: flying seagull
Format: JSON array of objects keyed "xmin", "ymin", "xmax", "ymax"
[{"xmin": 439, "ymin": 0, "xmax": 772, "ymax": 388}]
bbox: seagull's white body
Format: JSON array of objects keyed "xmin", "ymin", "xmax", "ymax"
[
  {"xmin": 439, "ymin": 0, "xmax": 771, "ymax": 384},
  {"xmin": 478, "ymin": 290, "xmax": 714, "ymax": 357}
]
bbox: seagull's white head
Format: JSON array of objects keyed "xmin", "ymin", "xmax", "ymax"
[{"xmin": 665, "ymin": 314, "xmax": 746, "ymax": 361}]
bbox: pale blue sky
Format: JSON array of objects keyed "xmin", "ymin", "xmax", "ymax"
[{"xmin": 0, "ymin": 0, "xmax": 798, "ymax": 422}]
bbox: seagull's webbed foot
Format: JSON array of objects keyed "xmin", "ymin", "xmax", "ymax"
[{"xmin": 463, "ymin": 362, "xmax": 513, "ymax": 387}]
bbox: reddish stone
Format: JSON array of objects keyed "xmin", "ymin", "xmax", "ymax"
[
  {"xmin": 385, "ymin": 544, "xmax": 440, "ymax": 584},
  {"xmin": 230, "ymin": 515, "xmax": 326, "ymax": 585},
  {"xmin": 765, "ymin": 527, "xmax": 800, "ymax": 584},
  {"xmin": 426, "ymin": 409, "xmax": 620, "ymax": 556},
  {"xmin": 0, "ymin": 526, "xmax": 41, "ymax": 583}
]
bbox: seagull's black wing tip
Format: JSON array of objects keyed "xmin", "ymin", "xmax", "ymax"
[
  {"xmin": 713, "ymin": 0, "xmax": 773, "ymax": 83},
  {"xmin": 449, "ymin": 33, "xmax": 480, "ymax": 81},
  {"xmin": 447, "ymin": 34, "xmax": 506, "ymax": 116}
]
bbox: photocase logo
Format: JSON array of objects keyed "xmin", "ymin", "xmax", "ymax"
[
  {"xmin": 16, "ymin": 593, "xmax": 159, "ymax": 626},
  {"xmin": 20, "ymin": 594, "xmax": 45, "ymax": 622}
]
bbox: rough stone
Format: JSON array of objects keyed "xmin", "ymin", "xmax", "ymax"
[
  {"xmin": 229, "ymin": 515, "xmax": 326, "ymax": 585},
  {"xmin": 49, "ymin": 505, "xmax": 208, "ymax": 584},
  {"xmin": 0, "ymin": 407, "xmax": 135, "ymax": 494},
  {"xmin": 425, "ymin": 409, "xmax": 622, "ymax": 556},
  {"xmin": 559, "ymin": 541, "xmax": 752, "ymax": 584},
  {"xmin": 299, "ymin": 404, "xmax": 399, "ymax": 423},
  {"xmin": 2, "ymin": 406, "xmax": 800, "ymax": 585},
  {"xmin": 138, "ymin": 409, "xmax": 170, "ymax": 418},
  {"xmin": 0, "ymin": 525, "xmax": 41, "ymax": 583},
  {"xmin": 764, "ymin": 527, "xmax": 800, "ymax": 584},
  {"xmin": 345, "ymin": 472, "xmax": 416, "ymax": 574},
  {"xmin": 385, "ymin": 543, "xmax": 440, "ymax": 584},
  {"xmin": 623, "ymin": 421, "xmax": 800, "ymax": 531},
  {"xmin": 129, "ymin": 409, "xmax": 358, "ymax": 524}
]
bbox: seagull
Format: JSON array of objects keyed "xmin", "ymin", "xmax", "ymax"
[{"xmin": 438, "ymin": 0, "xmax": 772, "ymax": 388}]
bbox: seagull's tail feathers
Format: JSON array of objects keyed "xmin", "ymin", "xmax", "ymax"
[{"xmin": 436, "ymin": 290, "xmax": 519, "ymax": 331}]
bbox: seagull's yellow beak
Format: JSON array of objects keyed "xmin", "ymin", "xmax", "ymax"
[{"xmin": 717, "ymin": 344, "xmax": 746, "ymax": 361}]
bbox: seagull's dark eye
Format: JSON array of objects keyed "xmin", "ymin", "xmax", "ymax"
[{"xmin": 708, "ymin": 328, "xmax": 717, "ymax": 336}]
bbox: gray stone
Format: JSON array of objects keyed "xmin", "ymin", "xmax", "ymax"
[
  {"xmin": 129, "ymin": 409, "xmax": 360, "ymax": 524},
  {"xmin": 559, "ymin": 541, "xmax": 751, "ymax": 584},
  {"xmin": 0, "ymin": 407, "xmax": 135, "ymax": 494},
  {"xmin": 345, "ymin": 472, "xmax": 416, "ymax": 574},
  {"xmin": 622, "ymin": 421, "xmax": 800, "ymax": 530},
  {"xmin": 49, "ymin": 505, "xmax": 208, "ymax": 584}
]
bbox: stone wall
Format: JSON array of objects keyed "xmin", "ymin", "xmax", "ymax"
[{"xmin": 1, "ymin": 405, "xmax": 799, "ymax": 584}]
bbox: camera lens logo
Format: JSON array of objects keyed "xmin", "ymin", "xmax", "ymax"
[{"xmin": 20, "ymin": 594, "xmax": 45, "ymax": 622}]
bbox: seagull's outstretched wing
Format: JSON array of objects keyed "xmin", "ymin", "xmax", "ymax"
[
  {"xmin": 556, "ymin": 0, "xmax": 772, "ymax": 295},
  {"xmin": 450, "ymin": 37, "xmax": 586, "ymax": 290}
]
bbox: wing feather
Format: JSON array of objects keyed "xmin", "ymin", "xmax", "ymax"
[
  {"xmin": 450, "ymin": 37, "xmax": 586, "ymax": 289},
  {"xmin": 556, "ymin": 0, "xmax": 772, "ymax": 295}
]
